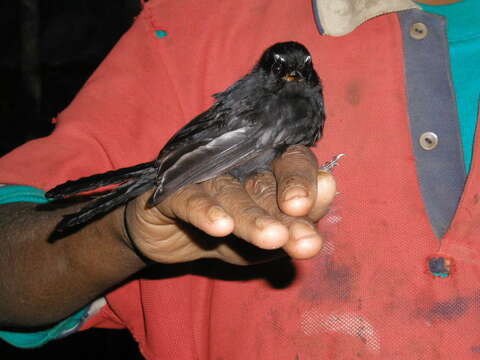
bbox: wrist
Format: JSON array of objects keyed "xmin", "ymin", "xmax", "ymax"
[{"xmin": 121, "ymin": 203, "xmax": 155, "ymax": 266}]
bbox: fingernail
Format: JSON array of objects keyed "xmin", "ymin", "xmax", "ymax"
[
  {"xmin": 255, "ymin": 216, "xmax": 278, "ymax": 230},
  {"xmin": 207, "ymin": 206, "xmax": 228, "ymax": 223},
  {"xmin": 292, "ymin": 222, "xmax": 319, "ymax": 241},
  {"xmin": 288, "ymin": 222, "xmax": 323, "ymax": 259},
  {"xmin": 284, "ymin": 187, "xmax": 308, "ymax": 202}
]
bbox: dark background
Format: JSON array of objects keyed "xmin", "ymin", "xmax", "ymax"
[{"xmin": 0, "ymin": 0, "xmax": 145, "ymax": 358}]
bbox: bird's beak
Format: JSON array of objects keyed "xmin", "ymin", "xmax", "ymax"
[{"xmin": 284, "ymin": 71, "xmax": 304, "ymax": 82}]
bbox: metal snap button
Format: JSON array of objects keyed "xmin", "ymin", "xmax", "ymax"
[
  {"xmin": 410, "ymin": 22, "xmax": 428, "ymax": 40},
  {"xmin": 419, "ymin": 131, "xmax": 438, "ymax": 150}
]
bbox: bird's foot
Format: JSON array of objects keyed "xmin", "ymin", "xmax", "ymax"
[{"xmin": 319, "ymin": 153, "xmax": 345, "ymax": 172}]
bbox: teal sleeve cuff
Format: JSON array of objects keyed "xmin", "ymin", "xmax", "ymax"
[
  {"xmin": 0, "ymin": 185, "xmax": 89, "ymax": 348},
  {"xmin": 0, "ymin": 185, "xmax": 48, "ymax": 205},
  {"xmin": 0, "ymin": 307, "xmax": 90, "ymax": 348}
]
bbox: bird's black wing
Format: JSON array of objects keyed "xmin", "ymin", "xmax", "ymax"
[
  {"xmin": 149, "ymin": 121, "xmax": 264, "ymax": 206},
  {"xmin": 148, "ymin": 74, "xmax": 272, "ymax": 205}
]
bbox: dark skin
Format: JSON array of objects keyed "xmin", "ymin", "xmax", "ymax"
[{"xmin": 0, "ymin": 145, "xmax": 336, "ymax": 328}]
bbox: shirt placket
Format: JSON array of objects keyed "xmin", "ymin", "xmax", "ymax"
[{"xmin": 398, "ymin": 9, "xmax": 467, "ymax": 240}]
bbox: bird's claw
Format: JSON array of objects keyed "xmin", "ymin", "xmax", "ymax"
[{"xmin": 319, "ymin": 154, "xmax": 345, "ymax": 172}]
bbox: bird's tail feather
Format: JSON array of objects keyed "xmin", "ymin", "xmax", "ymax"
[
  {"xmin": 56, "ymin": 177, "xmax": 154, "ymax": 231},
  {"xmin": 46, "ymin": 161, "xmax": 156, "ymax": 200}
]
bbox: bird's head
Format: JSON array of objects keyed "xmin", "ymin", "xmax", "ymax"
[{"xmin": 257, "ymin": 42, "xmax": 319, "ymax": 86}]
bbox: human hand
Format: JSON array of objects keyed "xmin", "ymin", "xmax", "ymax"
[{"xmin": 122, "ymin": 145, "xmax": 336, "ymax": 265}]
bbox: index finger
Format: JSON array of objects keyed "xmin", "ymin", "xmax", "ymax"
[{"xmin": 273, "ymin": 145, "xmax": 318, "ymax": 217}]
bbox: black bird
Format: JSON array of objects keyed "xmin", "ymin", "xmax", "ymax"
[{"xmin": 47, "ymin": 41, "xmax": 326, "ymax": 230}]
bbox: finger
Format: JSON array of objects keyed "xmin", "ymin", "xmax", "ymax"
[
  {"xmin": 282, "ymin": 221, "xmax": 323, "ymax": 259},
  {"xmin": 202, "ymin": 174, "xmax": 289, "ymax": 250},
  {"xmin": 244, "ymin": 172, "xmax": 323, "ymax": 259},
  {"xmin": 157, "ymin": 183, "xmax": 234, "ymax": 237},
  {"xmin": 273, "ymin": 145, "xmax": 318, "ymax": 217},
  {"xmin": 308, "ymin": 170, "xmax": 337, "ymax": 222}
]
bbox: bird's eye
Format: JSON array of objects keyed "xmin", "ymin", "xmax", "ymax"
[
  {"xmin": 304, "ymin": 55, "xmax": 312, "ymax": 64},
  {"xmin": 274, "ymin": 54, "xmax": 286, "ymax": 63}
]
